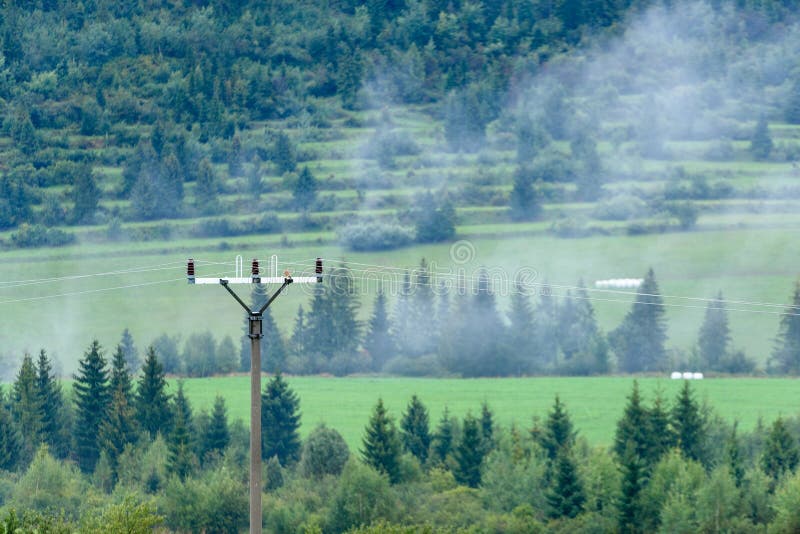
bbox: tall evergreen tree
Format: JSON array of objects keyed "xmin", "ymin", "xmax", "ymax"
[
  {"xmin": 618, "ymin": 441, "xmax": 646, "ymax": 534},
  {"xmin": 194, "ymin": 158, "xmax": 220, "ymax": 213},
  {"xmin": 201, "ymin": 395, "xmax": 230, "ymax": 461},
  {"xmin": 135, "ymin": 346, "xmax": 172, "ymax": 439},
  {"xmin": 479, "ymin": 401, "xmax": 495, "ymax": 454},
  {"xmin": 391, "ymin": 271, "xmax": 412, "ymax": 354},
  {"xmin": 35, "ymin": 350, "xmax": 67, "ymax": 458},
  {"xmin": 109, "ymin": 345, "xmax": 134, "ymax": 405},
  {"xmin": 698, "ymin": 292, "xmax": 730, "ymax": 371},
  {"xmin": 431, "ymin": 406, "xmax": 455, "ymax": 465},
  {"xmin": 99, "ymin": 387, "xmax": 139, "ymax": 481},
  {"xmin": 289, "ymin": 305, "xmax": 308, "ymax": 358},
  {"xmin": 533, "ymin": 284, "xmax": 559, "ymax": 370},
  {"xmin": 12, "ymin": 353, "xmax": 42, "ymax": 462},
  {"xmin": 750, "ymin": 115, "xmax": 773, "ymax": 161},
  {"xmin": 454, "ymin": 413, "xmax": 485, "ymax": 488},
  {"xmin": 400, "ymin": 394, "xmax": 431, "ymax": 464},
  {"xmin": 167, "ymin": 383, "xmax": 197, "ymax": 481},
  {"xmin": 671, "ymin": 381, "xmax": 706, "ymax": 465},
  {"xmin": 610, "ymin": 268, "xmax": 667, "ymax": 373},
  {"xmin": 73, "ymin": 340, "xmax": 110, "ymax": 473},
  {"xmin": 509, "ymin": 166, "xmax": 542, "ymax": 221},
  {"xmin": 403, "ymin": 259, "xmax": 437, "ymax": 356},
  {"xmin": 614, "ymin": 382, "xmax": 650, "ymax": 461},
  {"xmin": 508, "ymin": 276, "xmax": 535, "ymax": 374},
  {"xmin": 70, "ymin": 168, "xmax": 100, "ymax": 224},
  {"xmin": 786, "ymin": 79, "xmax": 800, "ymax": 125},
  {"xmin": 119, "ymin": 328, "xmax": 140, "ymax": 372},
  {"xmin": 0, "ymin": 388, "xmax": 20, "ymax": 471},
  {"xmin": 726, "ymin": 423, "xmax": 745, "ymax": 488},
  {"xmin": 363, "ymin": 287, "xmax": 395, "ymax": 371},
  {"xmin": 292, "ymin": 166, "xmax": 318, "ymax": 211},
  {"xmin": 272, "ymin": 131, "xmax": 297, "ymax": 175},
  {"xmin": 771, "ymin": 281, "xmax": 800, "ymax": 374},
  {"xmin": 547, "ymin": 448, "xmax": 586, "ymax": 519},
  {"xmin": 537, "ymin": 395, "xmax": 576, "ymax": 462},
  {"xmin": 761, "ymin": 417, "xmax": 799, "ymax": 485},
  {"xmin": 361, "ymin": 398, "xmax": 402, "ymax": 484},
  {"xmin": 262, "ymin": 374, "xmax": 302, "ymax": 465},
  {"xmin": 647, "ymin": 391, "xmax": 674, "ymax": 465}
]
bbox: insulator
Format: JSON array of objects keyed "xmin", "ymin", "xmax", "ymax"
[
  {"xmin": 251, "ymin": 258, "xmax": 260, "ymax": 276},
  {"xmin": 315, "ymin": 257, "xmax": 323, "ymax": 274},
  {"xmin": 187, "ymin": 259, "xmax": 195, "ymax": 276}
]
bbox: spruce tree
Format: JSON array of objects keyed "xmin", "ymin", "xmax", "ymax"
[
  {"xmin": 533, "ymin": 283, "xmax": 559, "ymax": 370},
  {"xmin": 70, "ymin": 169, "xmax": 100, "ymax": 224},
  {"xmin": 73, "ymin": 340, "xmax": 110, "ymax": 473},
  {"xmin": 480, "ymin": 401, "xmax": 495, "ymax": 454},
  {"xmin": 12, "ymin": 353, "xmax": 42, "ymax": 462},
  {"xmin": 786, "ymin": 79, "xmax": 800, "ymax": 125},
  {"xmin": 761, "ymin": 417, "xmax": 799, "ymax": 485},
  {"xmin": 508, "ymin": 275, "xmax": 535, "ymax": 374},
  {"xmin": 361, "ymin": 398, "xmax": 402, "ymax": 483},
  {"xmin": 194, "ymin": 158, "xmax": 220, "ymax": 213},
  {"xmin": 614, "ymin": 382, "xmax": 650, "ymax": 461},
  {"xmin": 35, "ymin": 350, "xmax": 66, "ymax": 459},
  {"xmin": 671, "ymin": 381, "xmax": 706, "ymax": 465},
  {"xmin": 262, "ymin": 373, "xmax": 302, "ymax": 465},
  {"xmin": 289, "ymin": 305, "xmax": 308, "ymax": 359},
  {"xmin": 109, "ymin": 345, "xmax": 134, "ymax": 405},
  {"xmin": 547, "ymin": 448, "xmax": 586, "ymax": 519},
  {"xmin": 400, "ymin": 394, "xmax": 431, "ymax": 464},
  {"xmin": 726, "ymin": 423, "xmax": 744, "ymax": 487},
  {"xmin": 771, "ymin": 281, "xmax": 800, "ymax": 374},
  {"xmin": 99, "ymin": 387, "xmax": 139, "ymax": 480},
  {"xmin": 135, "ymin": 346, "xmax": 172, "ymax": 438},
  {"xmin": 610, "ymin": 268, "xmax": 667, "ymax": 373},
  {"xmin": 618, "ymin": 441, "xmax": 646, "ymax": 534},
  {"xmin": 431, "ymin": 406, "xmax": 455, "ymax": 465},
  {"xmin": 292, "ymin": 166, "xmax": 318, "ymax": 211},
  {"xmin": 647, "ymin": 391, "xmax": 674, "ymax": 466},
  {"xmin": 509, "ymin": 166, "xmax": 542, "ymax": 221},
  {"xmin": 272, "ymin": 131, "xmax": 297, "ymax": 174},
  {"xmin": 537, "ymin": 395, "xmax": 576, "ymax": 462},
  {"xmin": 750, "ymin": 115, "xmax": 773, "ymax": 161},
  {"xmin": 201, "ymin": 395, "xmax": 229, "ymax": 461},
  {"xmin": 392, "ymin": 271, "xmax": 412, "ymax": 355},
  {"xmin": 406, "ymin": 259, "xmax": 437, "ymax": 356},
  {"xmin": 119, "ymin": 328, "xmax": 140, "ymax": 372},
  {"xmin": 698, "ymin": 292, "xmax": 730, "ymax": 371},
  {"xmin": 0, "ymin": 387, "xmax": 21, "ymax": 471},
  {"xmin": 453, "ymin": 414, "xmax": 484, "ymax": 488},
  {"xmin": 364, "ymin": 287, "xmax": 396, "ymax": 371},
  {"xmin": 167, "ymin": 383, "xmax": 197, "ymax": 480}
]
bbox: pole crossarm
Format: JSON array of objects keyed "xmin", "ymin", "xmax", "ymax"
[{"xmin": 186, "ymin": 256, "xmax": 322, "ymax": 534}]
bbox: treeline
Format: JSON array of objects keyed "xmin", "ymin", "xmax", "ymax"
[{"xmin": 4, "ymin": 348, "xmax": 800, "ymax": 531}]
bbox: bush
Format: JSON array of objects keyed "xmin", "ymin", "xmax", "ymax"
[
  {"xmin": 10, "ymin": 224, "xmax": 76, "ymax": 248},
  {"xmin": 339, "ymin": 221, "xmax": 414, "ymax": 251},
  {"xmin": 300, "ymin": 424, "xmax": 350, "ymax": 479},
  {"xmin": 592, "ymin": 194, "xmax": 648, "ymax": 221}
]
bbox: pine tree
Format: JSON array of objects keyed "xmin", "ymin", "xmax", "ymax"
[
  {"xmin": 771, "ymin": 281, "xmax": 800, "ymax": 374},
  {"xmin": 194, "ymin": 158, "xmax": 220, "ymax": 213},
  {"xmin": 405, "ymin": 259, "xmax": 437, "ymax": 356},
  {"xmin": 228, "ymin": 134, "xmax": 243, "ymax": 176},
  {"xmin": 480, "ymin": 401, "xmax": 495, "ymax": 454},
  {"xmin": 70, "ymin": 168, "xmax": 100, "ymax": 224},
  {"xmin": 400, "ymin": 395, "xmax": 431, "ymax": 464},
  {"xmin": 361, "ymin": 398, "xmax": 402, "ymax": 483},
  {"xmin": 262, "ymin": 374, "xmax": 302, "ymax": 465},
  {"xmin": 167, "ymin": 383, "xmax": 197, "ymax": 480},
  {"xmin": 671, "ymin": 381, "xmax": 706, "ymax": 464},
  {"xmin": 109, "ymin": 345, "xmax": 134, "ymax": 405},
  {"xmin": 0, "ymin": 388, "xmax": 20, "ymax": 471},
  {"xmin": 537, "ymin": 395, "xmax": 576, "ymax": 462},
  {"xmin": 618, "ymin": 441, "xmax": 646, "ymax": 534},
  {"xmin": 509, "ymin": 166, "xmax": 542, "ymax": 221},
  {"xmin": 761, "ymin": 417, "xmax": 799, "ymax": 485},
  {"xmin": 726, "ymin": 423, "xmax": 744, "ymax": 487},
  {"xmin": 431, "ymin": 406, "xmax": 455, "ymax": 465},
  {"xmin": 364, "ymin": 287, "xmax": 396, "ymax": 371},
  {"xmin": 392, "ymin": 271, "xmax": 412, "ymax": 355},
  {"xmin": 135, "ymin": 346, "xmax": 172, "ymax": 439},
  {"xmin": 613, "ymin": 382, "xmax": 650, "ymax": 461},
  {"xmin": 11, "ymin": 353, "xmax": 42, "ymax": 462},
  {"xmin": 786, "ymin": 79, "xmax": 800, "ymax": 125},
  {"xmin": 698, "ymin": 292, "xmax": 730, "ymax": 371},
  {"xmin": 73, "ymin": 340, "xmax": 110, "ymax": 473},
  {"xmin": 647, "ymin": 391, "xmax": 674, "ymax": 466},
  {"xmin": 35, "ymin": 350, "xmax": 67, "ymax": 459},
  {"xmin": 508, "ymin": 275, "xmax": 535, "ymax": 374},
  {"xmin": 272, "ymin": 131, "xmax": 297, "ymax": 175},
  {"xmin": 610, "ymin": 268, "xmax": 668, "ymax": 373},
  {"xmin": 533, "ymin": 283, "xmax": 559, "ymax": 370},
  {"xmin": 99, "ymin": 388, "xmax": 139, "ymax": 480},
  {"xmin": 516, "ymin": 115, "xmax": 549, "ymax": 164},
  {"xmin": 453, "ymin": 414, "xmax": 484, "ymax": 488},
  {"xmin": 547, "ymin": 448, "xmax": 586, "ymax": 519},
  {"xmin": 289, "ymin": 305, "xmax": 308, "ymax": 358},
  {"xmin": 292, "ymin": 166, "xmax": 318, "ymax": 211},
  {"xmin": 201, "ymin": 395, "xmax": 229, "ymax": 461},
  {"xmin": 119, "ymin": 328, "xmax": 140, "ymax": 372},
  {"xmin": 750, "ymin": 116, "xmax": 773, "ymax": 161}
]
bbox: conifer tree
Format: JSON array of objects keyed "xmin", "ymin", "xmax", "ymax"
[
  {"xmin": 0, "ymin": 388, "xmax": 20, "ymax": 471},
  {"xmin": 135, "ymin": 346, "xmax": 172, "ymax": 439},
  {"xmin": 610, "ymin": 268, "xmax": 667, "ymax": 373},
  {"xmin": 261, "ymin": 374, "xmax": 302, "ymax": 465},
  {"xmin": 290, "ymin": 305, "xmax": 308, "ymax": 358},
  {"xmin": 73, "ymin": 340, "xmax": 110, "ymax": 473},
  {"xmin": 771, "ymin": 281, "xmax": 800, "ymax": 374},
  {"xmin": 109, "ymin": 345, "xmax": 134, "ymax": 405},
  {"xmin": 508, "ymin": 276, "xmax": 535, "ymax": 374},
  {"xmin": 453, "ymin": 414, "xmax": 484, "ymax": 488},
  {"xmin": 431, "ymin": 406, "xmax": 455, "ymax": 465},
  {"xmin": 201, "ymin": 395, "xmax": 229, "ymax": 461},
  {"xmin": 533, "ymin": 284, "xmax": 559, "ymax": 370},
  {"xmin": 364, "ymin": 287, "xmax": 395, "ymax": 371},
  {"xmin": 786, "ymin": 79, "xmax": 800, "ymax": 125},
  {"xmin": 671, "ymin": 381, "xmax": 706, "ymax": 465},
  {"xmin": 614, "ymin": 382, "xmax": 650, "ymax": 461},
  {"xmin": 547, "ymin": 448, "xmax": 586, "ymax": 519},
  {"xmin": 99, "ymin": 388, "xmax": 139, "ymax": 480},
  {"xmin": 361, "ymin": 398, "xmax": 402, "ymax": 483},
  {"xmin": 194, "ymin": 158, "xmax": 220, "ymax": 213},
  {"xmin": 509, "ymin": 166, "xmax": 542, "ymax": 221},
  {"xmin": 480, "ymin": 401, "xmax": 495, "ymax": 454},
  {"xmin": 228, "ymin": 134, "xmax": 243, "ymax": 176},
  {"xmin": 400, "ymin": 395, "xmax": 431, "ymax": 464},
  {"xmin": 647, "ymin": 391, "xmax": 674, "ymax": 465},
  {"xmin": 406, "ymin": 259, "xmax": 437, "ymax": 356},
  {"xmin": 761, "ymin": 417, "xmax": 799, "ymax": 485},
  {"xmin": 293, "ymin": 166, "xmax": 318, "ymax": 211},
  {"xmin": 750, "ymin": 115, "xmax": 773, "ymax": 161},
  {"xmin": 726, "ymin": 423, "xmax": 744, "ymax": 487},
  {"xmin": 35, "ymin": 350, "xmax": 66, "ymax": 459},
  {"xmin": 12, "ymin": 353, "xmax": 42, "ymax": 462},
  {"xmin": 167, "ymin": 383, "xmax": 197, "ymax": 480},
  {"xmin": 272, "ymin": 131, "xmax": 297, "ymax": 175},
  {"xmin": 119, "ymin": 328, "xmax": 140, "ymax": 372},
  {"xmin": 392, "ymin": 271, "xmax": 412, "ymax": 354},
  {"xmin": 698, "ymin": 292, "xmax": 730, "ymax": 371},
  {"xmin": 537, "ymin": 395, "xmax": 576, "ymax": 462},
  {"xmin": 70, "ymin": 169, "xmax": 100, "ymax": 224},
  {"xmin": 618, "ymin": 441, "xmax": 646, "ymax": 534}
]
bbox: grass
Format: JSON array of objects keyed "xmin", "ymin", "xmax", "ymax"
[{"xmin": 178, "ymin": 375, "xmax": 800, "ymax": 451}]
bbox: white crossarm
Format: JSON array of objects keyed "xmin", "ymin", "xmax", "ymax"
[{"xmin": 191, "ymin": 276, "xmax": 322, "ymax": 285}]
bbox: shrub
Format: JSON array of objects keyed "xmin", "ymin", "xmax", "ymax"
[
  {"xmin": 300, "ymin": 424, "xmax": 350, "ymax": 479},
  {"xmin": 10, "ymin": 224, "xmax": 76, "ymax": 248},
  {"xmin": 592, "ymin": 194, "xmax": 648, "ymax": 221},
  {"xmin": 339, "ymin": 221, "xmax": 414, "ymax": 251}
]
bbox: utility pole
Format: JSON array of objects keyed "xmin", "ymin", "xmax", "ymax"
[{"xmin": 188, "ymin": 255, "xmax": 322, "ymax": 534}]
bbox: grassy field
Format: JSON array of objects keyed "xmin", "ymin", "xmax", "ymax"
[{"xmin": 178, "ymin": 375, "xmax": 800, "ymax": 450}]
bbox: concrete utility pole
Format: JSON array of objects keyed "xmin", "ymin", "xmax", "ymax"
[{"xmin": 188, "ymin": 256, "xmax": 322, "ymax": 534}]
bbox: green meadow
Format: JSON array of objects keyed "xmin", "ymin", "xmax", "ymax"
[{"xmin": 178, "ymin": 375, "xmax": 800, "ymax": 450}]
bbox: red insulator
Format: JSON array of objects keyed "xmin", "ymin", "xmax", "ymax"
[
  {"xmin": 315, "ymin": 258, "xmax": 323, "ymax": 274},
  {"xmin": 187, "ymin": 259, "xmax": 195, "ymax": 276},
  {"xmin": 251, "ymin": 258, "xmax": 260, "ymax": 276}
]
